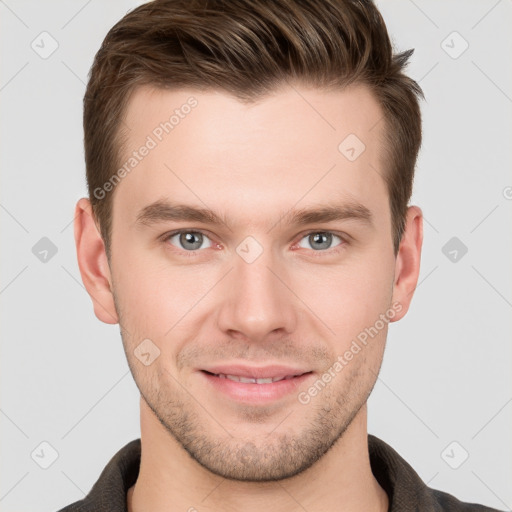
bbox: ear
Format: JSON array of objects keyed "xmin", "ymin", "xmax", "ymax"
[
  {"xmin": 390, "ymin": 205, "xmax": 423, "ymax": 322},
  {"xmin": 74, "ymin": 198, "xmax": 119, "ymax": 324}
]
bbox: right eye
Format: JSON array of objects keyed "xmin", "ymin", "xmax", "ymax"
[{"xmin": 165, "ymin": 230, "xmax": 213, "ymax": 251}]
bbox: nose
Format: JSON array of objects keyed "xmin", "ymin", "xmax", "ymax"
[{"xmin": 216, "ymin": 246, "xmax": 298, "ymax": 343}]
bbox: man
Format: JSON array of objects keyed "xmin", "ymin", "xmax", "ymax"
[{"xmin": 58, "ymin": 0, "xmax": 503, "ymax": 510}]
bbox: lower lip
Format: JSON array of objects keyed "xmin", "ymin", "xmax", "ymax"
[{"xmin": 200, "ymin": 371, "xmax": 313, "ymax": 403}]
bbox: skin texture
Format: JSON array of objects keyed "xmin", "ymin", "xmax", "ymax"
[{"xmin": 75, "ymin": 83, "xmax": 423, "ymax": 512}]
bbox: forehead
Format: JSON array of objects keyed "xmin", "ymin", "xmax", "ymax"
[
  {"xmin": 114, "ymin": 83, "xmax": 388, "ymax": 226},
  {"xmin": 122, "ymin": 83, "xmax": 383, "ymax": 150}
]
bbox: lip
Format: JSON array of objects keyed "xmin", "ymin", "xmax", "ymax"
[
  {"xmin": 198, "ymin": 364, "xmax": 314, "ymax": 403},
  {"xmin": 200, "ymin": 364, "xmax": 310, "ymax": 380}
]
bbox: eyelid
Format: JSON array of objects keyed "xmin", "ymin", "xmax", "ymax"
[
  {"xmin": 297, "ymin": 229, "xmax": 348, "ymax": 240},
  {"xmin": 160, "ymin": 228, "xmax": 349, "ymax": 253},
  {"xmin": 161, "ymin": 228, "xmax": 218, "ymax": 251},
  {"xmin": 293, "ymin": 230, "xmax": 348, "ymax": 251}
]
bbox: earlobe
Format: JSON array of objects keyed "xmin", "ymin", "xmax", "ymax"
[
  {"xmin": 390, "ymin": 206, "xmax": 423, "ymax": 322},
  {"xmin": 74, "ymin": 198, "xmax": 119, "ymax": 325}
]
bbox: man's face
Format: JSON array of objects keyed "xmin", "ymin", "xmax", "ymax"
[{"xmin": 108, "ymin": 83, "xmax": 400, "ymax": 481}]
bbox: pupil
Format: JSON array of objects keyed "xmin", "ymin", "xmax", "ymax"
[
  {"xmin": 181, "ymin": 232, "xmax": 202, "ymax": 250},
  {"xmin": 311, "ymin": 232, "xmax": 331, "ymax": 250}
]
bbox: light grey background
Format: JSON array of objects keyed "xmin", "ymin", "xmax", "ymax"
[{"xmin": 1, "ymin": 1, "xmax": 511, "ymax": 511}]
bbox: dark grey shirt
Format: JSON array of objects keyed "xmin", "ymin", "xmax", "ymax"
[{"xmin": 56, "ymin": 434, "xmax": 503, "ymax": 511}]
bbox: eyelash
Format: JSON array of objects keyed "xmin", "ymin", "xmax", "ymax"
[{"xmin": 160, "ymin": 229, "xmax": 348, "ymax": 258}]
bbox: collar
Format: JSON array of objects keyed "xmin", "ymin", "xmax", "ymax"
[{"xmin": 57, "ymin": 434, "xmax": 499, "ymax": 511}]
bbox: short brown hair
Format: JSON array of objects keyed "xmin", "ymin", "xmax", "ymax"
[{"xmin": 84, "ymin": 0, "xmax": 423, "ymax": 258}]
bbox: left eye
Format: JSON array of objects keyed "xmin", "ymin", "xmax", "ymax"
[
  {"xmin": 167, "ymin": 231, "xmax": 212, "ymax": 251},
  {"xmin": 297, "ymin": 232, "xmax": 343, "ymax": 251}
]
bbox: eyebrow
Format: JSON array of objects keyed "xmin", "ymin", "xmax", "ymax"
[{"xmin": 135, "ymin": 199, "xmax": 373, "ymax": 230}]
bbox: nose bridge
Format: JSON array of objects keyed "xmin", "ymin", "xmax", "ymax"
[{"xmin": 216, "ymin": 241, "xmax": 297, "ymax": 340}]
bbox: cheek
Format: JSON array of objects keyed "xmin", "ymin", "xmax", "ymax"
[
  {"xmin": 112, "ymin": 225, "xmax": 395, "ymax": 344},
  {"xmin": 112, "ymin": 249, "xmax": 219, "ymax": 341},
  {"xmin": 292, "ymin": 255, "xmax": 394, "ymax": 341},
  {"xmin": 111, "ymin": 252, "xmax": 170, "ymax": 333}
]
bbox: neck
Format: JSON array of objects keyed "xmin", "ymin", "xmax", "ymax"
[{"xmin": 127, "ymin": 398, "xmax": 388, "ymax": 512}]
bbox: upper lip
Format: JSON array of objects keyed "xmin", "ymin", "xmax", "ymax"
[{"xmin": 200, "ymin": 364, "xmax": 311, "ymax": 380}]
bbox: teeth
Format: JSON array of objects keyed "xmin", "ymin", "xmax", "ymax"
[
  {"xmin": 239, "ymin": 376, "xmax": 257, "ymax": 383},
  {"xmin": 215, "ymin": 373, "xmax": 295, "ymax": 384}
]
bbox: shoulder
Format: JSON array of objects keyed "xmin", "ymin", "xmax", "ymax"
[
  {"xmin": 428, "ymin": 486, "xmax": 504, "ymax": 511},
  {"xmin": 368, "ymin": 434, "xmax": 504, "ymax": 512},
  {"xmin": 54, "ymin": 439, "xmax": 141, "ymax": 512}
]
